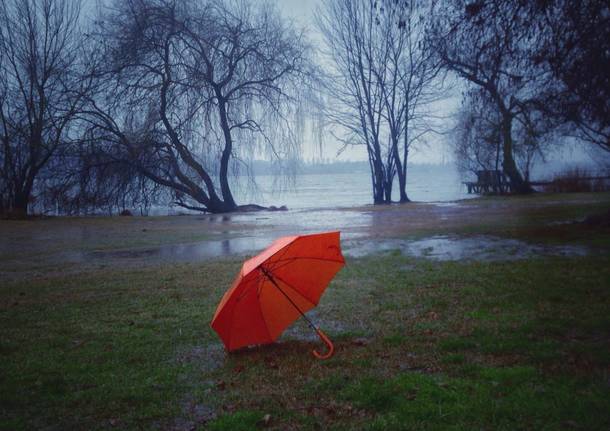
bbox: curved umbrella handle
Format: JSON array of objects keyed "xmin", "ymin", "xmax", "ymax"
[{"xmin": 312, "ymin": 328, "xmax": 334, "ymax": 360}]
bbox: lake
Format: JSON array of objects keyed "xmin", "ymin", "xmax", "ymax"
[{"xmin": 232, "ymin": 164, "xmax": 473, "ymax": 210}]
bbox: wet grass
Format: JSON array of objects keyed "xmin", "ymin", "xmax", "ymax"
[
  {"xmin": 0, "ymin": 215, "xmax": 236, "ymax": 265},
  {"xmin": 0, "ymin": 261, "xmax": 236, "ymax": 429},
  {"xmin": 1, "ymin": 193, "xmax": 610, "ymax": 429},
  {"xmin": 1, "ymin": 252, "xmax": 609, "ymax": 430},
  {"xmin": 457, "ymin": 192, "xmax": 610, "ymax": 243},
  {"xmin": 343, "ymin": 192, "xmax": 610, "ymax": 250}
]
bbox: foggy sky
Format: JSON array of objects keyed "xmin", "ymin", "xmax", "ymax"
[
  {"xmin": 276, "ymin": 0, "xmax": 460, "ymax": 164},
  {"xmin": 82, "ymin": 0, "xmax": 604, "ymax": 167}
]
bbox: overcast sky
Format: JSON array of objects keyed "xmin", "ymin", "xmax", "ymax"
[
  {"xmin": 275, "ymin": 0, "xmax": 458, "ymax": 164},
  {"xmin": 83, "ymin": 0, "xmax": 603, "ymax": 167}
]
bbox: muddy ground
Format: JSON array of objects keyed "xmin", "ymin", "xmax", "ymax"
[{"xmin": 1, "ymin": 192, "xmax": 609, "ymax": 281}]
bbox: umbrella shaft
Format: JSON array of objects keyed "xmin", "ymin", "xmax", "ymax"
[{"xmin": 261, "ymin": 268, "xmax": 317, "ymax": 331}]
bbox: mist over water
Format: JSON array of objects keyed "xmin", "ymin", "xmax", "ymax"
[{"xmin": 233, "ymin": 164, "xmax": 473, "ymax": 210}]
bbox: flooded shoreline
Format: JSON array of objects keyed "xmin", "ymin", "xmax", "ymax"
[
  {"xmin": 1, "ymin": 193, "xmax": 608, "ymax": 279},
  {"xmin": 63, "ymin": 233, "xmax": 589, "ymax": 265}
]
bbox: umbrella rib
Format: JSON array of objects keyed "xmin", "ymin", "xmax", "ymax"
[
  {"xmin": 236, "ymin": 255, "xmax": 343, "ymax": 322},
  {"xmin": 272, "ymin": 272, "xmax": 317, "ymax": 307},
  {"xmin": 259, "ymin": 237, "xmax": 297, "ymax": 267},
  {"xmin": 264, "ymin": 240, "xmax": 298, "ymax": 271},
  {"xmin": 262, "ymin": 266, "xmax": 317, "ymax": 305},
  {"xmin": 261, "ymin": 267, "xmax": 318, "ymax": 330}
]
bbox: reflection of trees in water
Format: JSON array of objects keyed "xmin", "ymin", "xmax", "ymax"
[{"xmin": 221, "ymin": 240, "xmax": 231, "ymax": 256}]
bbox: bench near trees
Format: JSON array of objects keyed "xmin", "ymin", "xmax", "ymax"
[
  {"xmin": 464, "ymin": 170, "xmax": 513, "ymax": 194},
  {"xmin": 464, "ymin": 169, "xmax": 610, "ymax": 195}
]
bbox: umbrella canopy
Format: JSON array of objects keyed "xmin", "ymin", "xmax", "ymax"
[{"xmin": 210, "ymin": 231, "xmax": 345, "ymax": 358}]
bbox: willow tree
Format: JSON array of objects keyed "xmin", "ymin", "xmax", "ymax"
[
  {"xmin": 83, "ymin": 0, "xmax": 310, "ymax": 213},
  {"xmin": 0, "ymin": 0, "xmax": 85, "ymax": 218},
  {"xmin": 455, "ymin": 87, "xmax": 551, "ymax": 182},
  {"xmin": 531, "ymin": 0, "xmax": 610, "ymax": 153},
  {"xmin": 428, "ymin": 0, "xmax": 539, "ymax": 193}
]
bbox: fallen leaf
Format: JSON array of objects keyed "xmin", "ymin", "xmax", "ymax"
[{"xmin": 351, "ymin": 337, "xmax": 369, "ymax": 346}]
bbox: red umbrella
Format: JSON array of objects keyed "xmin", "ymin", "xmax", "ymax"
[{"xmin": 210, "ymin": 231, "xmax": 345, "ymax": 359}]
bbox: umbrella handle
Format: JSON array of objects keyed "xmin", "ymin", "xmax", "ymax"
[{"xmin": 312, "ymin": 328, "xmax": 334, "ymax": 360}]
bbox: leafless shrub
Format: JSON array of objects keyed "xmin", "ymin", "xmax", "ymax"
[{"xmin": 543, "ymin": 168, "xmax": 610, "ymax": 193}]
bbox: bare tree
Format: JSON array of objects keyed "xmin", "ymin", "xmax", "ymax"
[
  {"xmin": 429, "ymin": 0, "xmax": 538, "ymax": 193},
  {"xmin": 35, "ymin": 140, "xmax": 166, "ymax": 215},
  {"xmin": 454, "ymin": 90, "xmax": 503, "ymax": 176},
  {"xmin": 83, "ymin": 0, "xmax": 311, "ymax": 213},
  {"xmin": 376, "ymin": 1, "xmax": 442, "ymax": 202},
  {"xmin": 0, "ymin": 0, "xmax": 85, "ymax": 217},
  {"xmin": 455, "ymin": 88, "xmax": 550, "ymax": 182},
  {"xmin": 531, "ymin": 0, "xmax": 610, "ymax": 153},
  {"xmin": 316, "ymin": 0, "xmax": 387, "ymax": 204},
  {"xmin": 316, "ymin": 0, "xmax": 441, "ymax": 204}
]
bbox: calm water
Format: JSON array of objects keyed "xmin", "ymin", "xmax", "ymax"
[{"xmin": 233, "ymin": 164, "xmax": 472, "ymax": 210}]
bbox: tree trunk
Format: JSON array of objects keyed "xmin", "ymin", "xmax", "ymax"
[
  {"xmin": 501, "ymin": 115, "xmax": 533, "ymax": 194},
  {"xmin": 7, "ymin": 190, "xmax": 29, "ymax": 219},
  {"xmin": 384, "ymin": 175, "xmax": 393, "ymax": 203},
  {"xmin": 390, "ymin": 122, "xmax": 410, "ymax": 203},
  {"xmin": 203, "ymin": 195, "xmax": 235, "ymax": 213},
  {"xmin": 398, "ymin": 165, "xmax": 409, "ymax": 202},
  {"xmin": 395, "ymin": 138, "xmax": 410, "ymax": 203},
  {"xmin": 217, "ymin": 95, "xmax": 237, "ymax": 210},
  {"xmin": 372, "ymin": 158, "xmax": 385, "ymax": 204},
  {"xmin": 395, "ymin": 170, "xmax": 407, "ymax": 202}
]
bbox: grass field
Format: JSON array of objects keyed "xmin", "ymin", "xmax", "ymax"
[{"xmin": 1, "ymin": 193, "xmax": 609, "ymax": 430}]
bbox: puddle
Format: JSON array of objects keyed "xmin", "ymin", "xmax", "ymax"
[
  {"xmin": 345, "ymin": 235, "xmax": 589, "ymax": 261},
  {"xmin": 67, "ymin": 234, "xmax": 589, "ymax": 265},
  {"xmin": 431, "ymin": 202, "xmax": 461, "ymax": 208},
  {"xmin": 67, "ymin": 230, "xmax": 366, "ymax": 264},
  {"xmin": 229, "ymin": 207, "xmax": 376, "ymax": 233},
  {"xmin": 49, "ymin": 205, "xmax": 590, "ymax": 266},
  {"xmin": 75, "ymin": 236, "xmax": 273, "ymax": 263},
  {"xmin": 176, "ymin": 343, "xmax": 226, "ymax": 373}
]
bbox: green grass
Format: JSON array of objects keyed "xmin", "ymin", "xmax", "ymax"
[
  {"xmin": 343, "ymin": 367, "xmax": 610, "ymax": 430},
  {"xmin": 0, "ymin": 261, "xmax": 240, "ymax": 430},
  {"xmin": 1, "ymin": 193, "xmax": 610, "ymax": 429},
  {"xmin": 1, "ymin": 253, "xmax": 609, "ymax": 430},
  {"xmin": 207, "ymin": 411, "xmax": 263, "ymax": 431}
]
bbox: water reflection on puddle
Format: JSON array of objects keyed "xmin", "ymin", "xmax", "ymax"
[
  {"xmin": 59, "ymin": 204, "xmax": 590, "ymax": 264},
  {"xmin": 346, "ymin": 235, "xmax": 589, "ymax": 261},
  {"xmin": 79, "ymin": 234, "xmax": 589, "ymax": 264},
  {"xmin": 230, "ymin": 208, "xmax": 376, "ymax": 232},
  {"xmin": 84, "ymin": 236, "xmax": 273, "ymax": 262}
]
